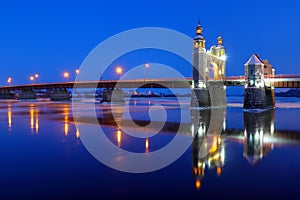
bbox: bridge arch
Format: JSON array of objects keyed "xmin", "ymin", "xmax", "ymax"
[{"xmin": 209, "ymin": 61, "xmax": 219, "ymax": 80}]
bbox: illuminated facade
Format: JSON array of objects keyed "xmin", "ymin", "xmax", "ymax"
[
  {"xmin": 191, "ymin": 20, "xmax": 226, "ymax": 107},
  {"xmin": 243, "ymin": 54, "xmax": 275, "ymax": 109}
]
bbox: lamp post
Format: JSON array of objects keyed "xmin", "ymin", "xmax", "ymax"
[
  {"xmin": 75, "ymin": 69, "xmax": 79, "ymax": 77},
  {"xmin": 34, "ymin": 74, "xmax": 39, "ymax": 83},
  {"xmin": 144, "ymin": 63, "xmax": 150, "ymax": 81},
  {"xmin": 63, "ymin": 72, "xmax": 70, "ymax": 81},
  {"xmin": 7, "ymin": 77, "xmax": 12, "ymax": 86},
  {"xmin": 30, "ymin": 76, "xmax": 35, "ymax": 83},
  {"xmin": 115, "ymin": 66, "xmax": 123, "ymax": 78}
]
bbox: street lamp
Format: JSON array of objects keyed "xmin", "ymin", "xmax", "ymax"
[
  {"xmin": 115, "ymin": 66, "xmax": 123, "ymax": 78},
  {"xmin": 35, "ymin": 74, "xmax": 39, "ymax": 78},
  {"xmin": 144, "ymin": 63, "xmax": 150, "ymax": 81},
  {"xmin": 75, "ymin": 69, "xmax": 80, "ymax": 80},
  {"xmin": 30, "ymin": 76, "xmax": 34, "ymax": 83},
  {"xmin": 7, "ymin": 77, "xmax": 12, "ymax": 85},
  {"xmin": 63, "ymin": 72, "xmax": 70, "ymax": 81}
]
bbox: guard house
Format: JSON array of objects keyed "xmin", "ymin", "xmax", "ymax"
[{"xmin": 243, "ymin": 54, "xmax": 275, "ymax": 110}]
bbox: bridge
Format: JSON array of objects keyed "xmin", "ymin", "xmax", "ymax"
[{"xmin": 1, "ymin": 21, "xmax": 300, "ymax": 108}]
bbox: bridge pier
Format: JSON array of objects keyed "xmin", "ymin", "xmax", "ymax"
[
  {"xmin": 191, "ymin": 82, "xmax": 226, "ymax": 107},
  {"xmin": 0, "ymin": 91, "xmax": 16, "ymax": 99},
  {"xmin": 18, "ymin": 89, "xmax": 36, "ymax": 100},
  {"xmin": 50, "ymin": 89, "xmax": 71, "ymax": 101},
  {"xmin": 243, "ymin": 54, "xmax": 275, "ymax": 110},
  {"xmin": 100, "ymin": 88, "xmax": 124, "ymax": 103}
]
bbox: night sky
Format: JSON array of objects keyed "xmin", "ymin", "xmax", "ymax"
[{"xmin": 0, "ymin": 0, "xmax": 299, "ymax": 86}]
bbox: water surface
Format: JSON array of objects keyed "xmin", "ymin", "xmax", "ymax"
[{"xmin": 1, "ymin": 98, "xmax": 300, "ymax": 199}]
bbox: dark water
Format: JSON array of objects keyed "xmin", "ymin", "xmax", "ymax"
[{"xmin": 1, "ymin": 98, "xmax": 300, "ymax": 199}]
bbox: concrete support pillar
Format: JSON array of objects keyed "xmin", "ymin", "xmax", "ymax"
[
  {"xmin": 18, "ymin": 89, "xmax": 36, "ymax": 100},
  {"xmin": 50, "ymin": 89, "xmax": 71, "ymax": 101},
  {"xmin": 100, "ymin": 88, "xmax": 124, "ymax": 103}
]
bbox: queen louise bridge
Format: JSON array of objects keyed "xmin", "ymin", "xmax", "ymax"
[{"xmin": 1, "ymin": 22, "xmax": 300, "ymax": 109}]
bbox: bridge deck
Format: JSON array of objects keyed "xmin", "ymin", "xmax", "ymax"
[{"xmin": 1, "ymin": 75, "xmax": 300, "ymax": 91}]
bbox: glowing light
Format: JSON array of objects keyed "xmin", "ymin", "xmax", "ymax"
[
  {"xmin": 7, "ymin": 77, "xmax": 12, "ymax": 84},
  {"xmin": 30, "ymin": 76, "xmax": 34, "ymax": 81},
  {"xmin": 271, "ymin": 123, "xmax": 274, "ymax": 135},
  {"xmin": 195, "ymin": 179, "xmax": 201, "ymax": 190},
  {"xmin": 76, "ymin": 128, "xmax": 80, "ymax": 138},
  {"xmin": 8, "ymin": 107, "xmax": 12, "ymax": 128},
  {"xmin": 216, "ymin": 167, "xmax": 222, "ymax": 176},
  {"xmin": 145, "ymin": 138, "xmax": 149, "ymax": 152},
  {"xmin": 75, "ymin": 69, "xmax": 80, "ymax": 74},
  {"xmin": 34, "ymin": 74, "xmax": 39, "ymax": 78},
  {"xmin": 63, "ymin": 72, "xmax": 69, "ymax": 79},
  {"xmin": 220, "ymin": 55, "xmax": 226, "ymax": 61},
  {"xmin": 145, "ymin": 63, "xmax": 150, "ymax": 68},
  {"xmin": 35, "ymin": 119, "xmax": 39, "ymax": 133},
  {"xmin": 223, "ymin": 119, "xmax": 226, "ymax": 130},
  {"xmin": 209, "ymin": 136, "xmax": 219, "ymax": 153},
  {"xmin": 117, "ymin": 130, "xmax": 122, "ymax": 146},
  {"xmin": 115, "ymin": 66, "xmax": 123, "ymax": 75},
  {"xmin": 30, "ymin": 108, "xmax": 34, "ymax": 129},
  {"xmin": 64, "ymin": 116, "xmax": 69, "ymax": 136}
]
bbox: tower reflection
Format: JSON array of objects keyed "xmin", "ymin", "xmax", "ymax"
[
  {"xmin": 243, "ymin": 110, "xmax": 275, "ymax": 165},
  {"xmin": 191, "ymin": 108, "xmax": 226, "ymax": 190}
]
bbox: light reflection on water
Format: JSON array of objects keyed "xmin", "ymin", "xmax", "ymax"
[{"xmin": 1, "ymin": 99, "xmax": 300, "ymax": 199}]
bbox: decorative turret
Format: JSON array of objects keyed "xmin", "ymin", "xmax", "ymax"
[
  {"xmin": 243, "ymin": 54, "xmax": 275, "ymax": 110},
  {"xmin": 245, "ymin": 54, "xmax": 265, "ymax": 88},
  {"xmin": 193, "ymin": 19, "xmax": 206, "ymax": 50},
  {"xmin": 217, "ymin": 36, "xmax": 223, "ymax": 46}
]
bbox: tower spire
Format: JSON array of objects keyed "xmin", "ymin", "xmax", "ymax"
[{"xmin": 196, "ymin": 19, "xmax": 203, "ymax": 35}]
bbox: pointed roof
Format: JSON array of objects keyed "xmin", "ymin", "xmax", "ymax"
[{"xmin": 245, "ymin": 54, "xmax": 264, "ymax": 66}]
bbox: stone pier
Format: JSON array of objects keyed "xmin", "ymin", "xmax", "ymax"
[{"xmin": 243, "ymin": 54, "xmax": 275, "ymax": 110}]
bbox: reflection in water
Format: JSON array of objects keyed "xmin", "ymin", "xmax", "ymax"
[
  {"xmin": 145, "ymin": 138, "xmax": 149, "ymax": 153},
  {"xmin": 35, "ymin": 113, "xmax": 39, "ymax": 133},
  {"xmin": 243, "ymin": 110, "xmax": 275, "ymax": 165},
  {"xmin": 116, "ymin": 129, "xmax": 122, "ymax": 147},
  {"xmin": 29, "ymin": 104, "xmax": 39, "ymax": 134},
  {"xmin": 64, "ymin": 116, "xmax": 69, "ymax": 136},
  {"xmin": 191, "ymin": 108, "xmax": 226, "ymax": 190},
  {"xmin": 63, "ymin": 108, "xmax": 70, "ymax": 136},
  {"xmin": 30, "ymin": 106, "xmax": 34, "ymax": 130},
  {"xmin": 4, "ymin": 100, "xmax": 300, "ymax": 197},
  {"xmin": 76, "ymin": 128, "xmax": 80, "ymax": 139},
  {"xmin": 7, "ymin": 105, "xmax": 12, "ymax": 129}
]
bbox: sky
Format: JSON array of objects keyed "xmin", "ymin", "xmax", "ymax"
[{"xmin": 0, "ymin": 0, "xmax": 300, "ymax": 87}]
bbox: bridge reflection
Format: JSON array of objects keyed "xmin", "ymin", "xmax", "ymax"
[
  {"xmin": 4, "ymin": 101, "xmax": 300, "ymax": 190},
  {"xmin": 243, "ymin": 110, "xmax": 274, "ymax": 165},
  {"xmin": 191, "ymin": 108, "xmax": 226, "ymax": 189}
]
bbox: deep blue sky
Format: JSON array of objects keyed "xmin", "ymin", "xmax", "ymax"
[{"xmin": 0, "ymin": 0, "xmax": 300, "ymax": 85}]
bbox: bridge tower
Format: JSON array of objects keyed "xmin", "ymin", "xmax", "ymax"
[
  {"xmin": 243, "ymin": 54, "xmax": 275, "ymax": 110},
  {"xmin": 191, "ymin": 20, "xmax": 226, "ymax": 108}
]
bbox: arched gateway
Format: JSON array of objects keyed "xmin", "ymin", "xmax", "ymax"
[{"xmin": 191, "ymin": 21, "xmax": 227, "ymax": 107}]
